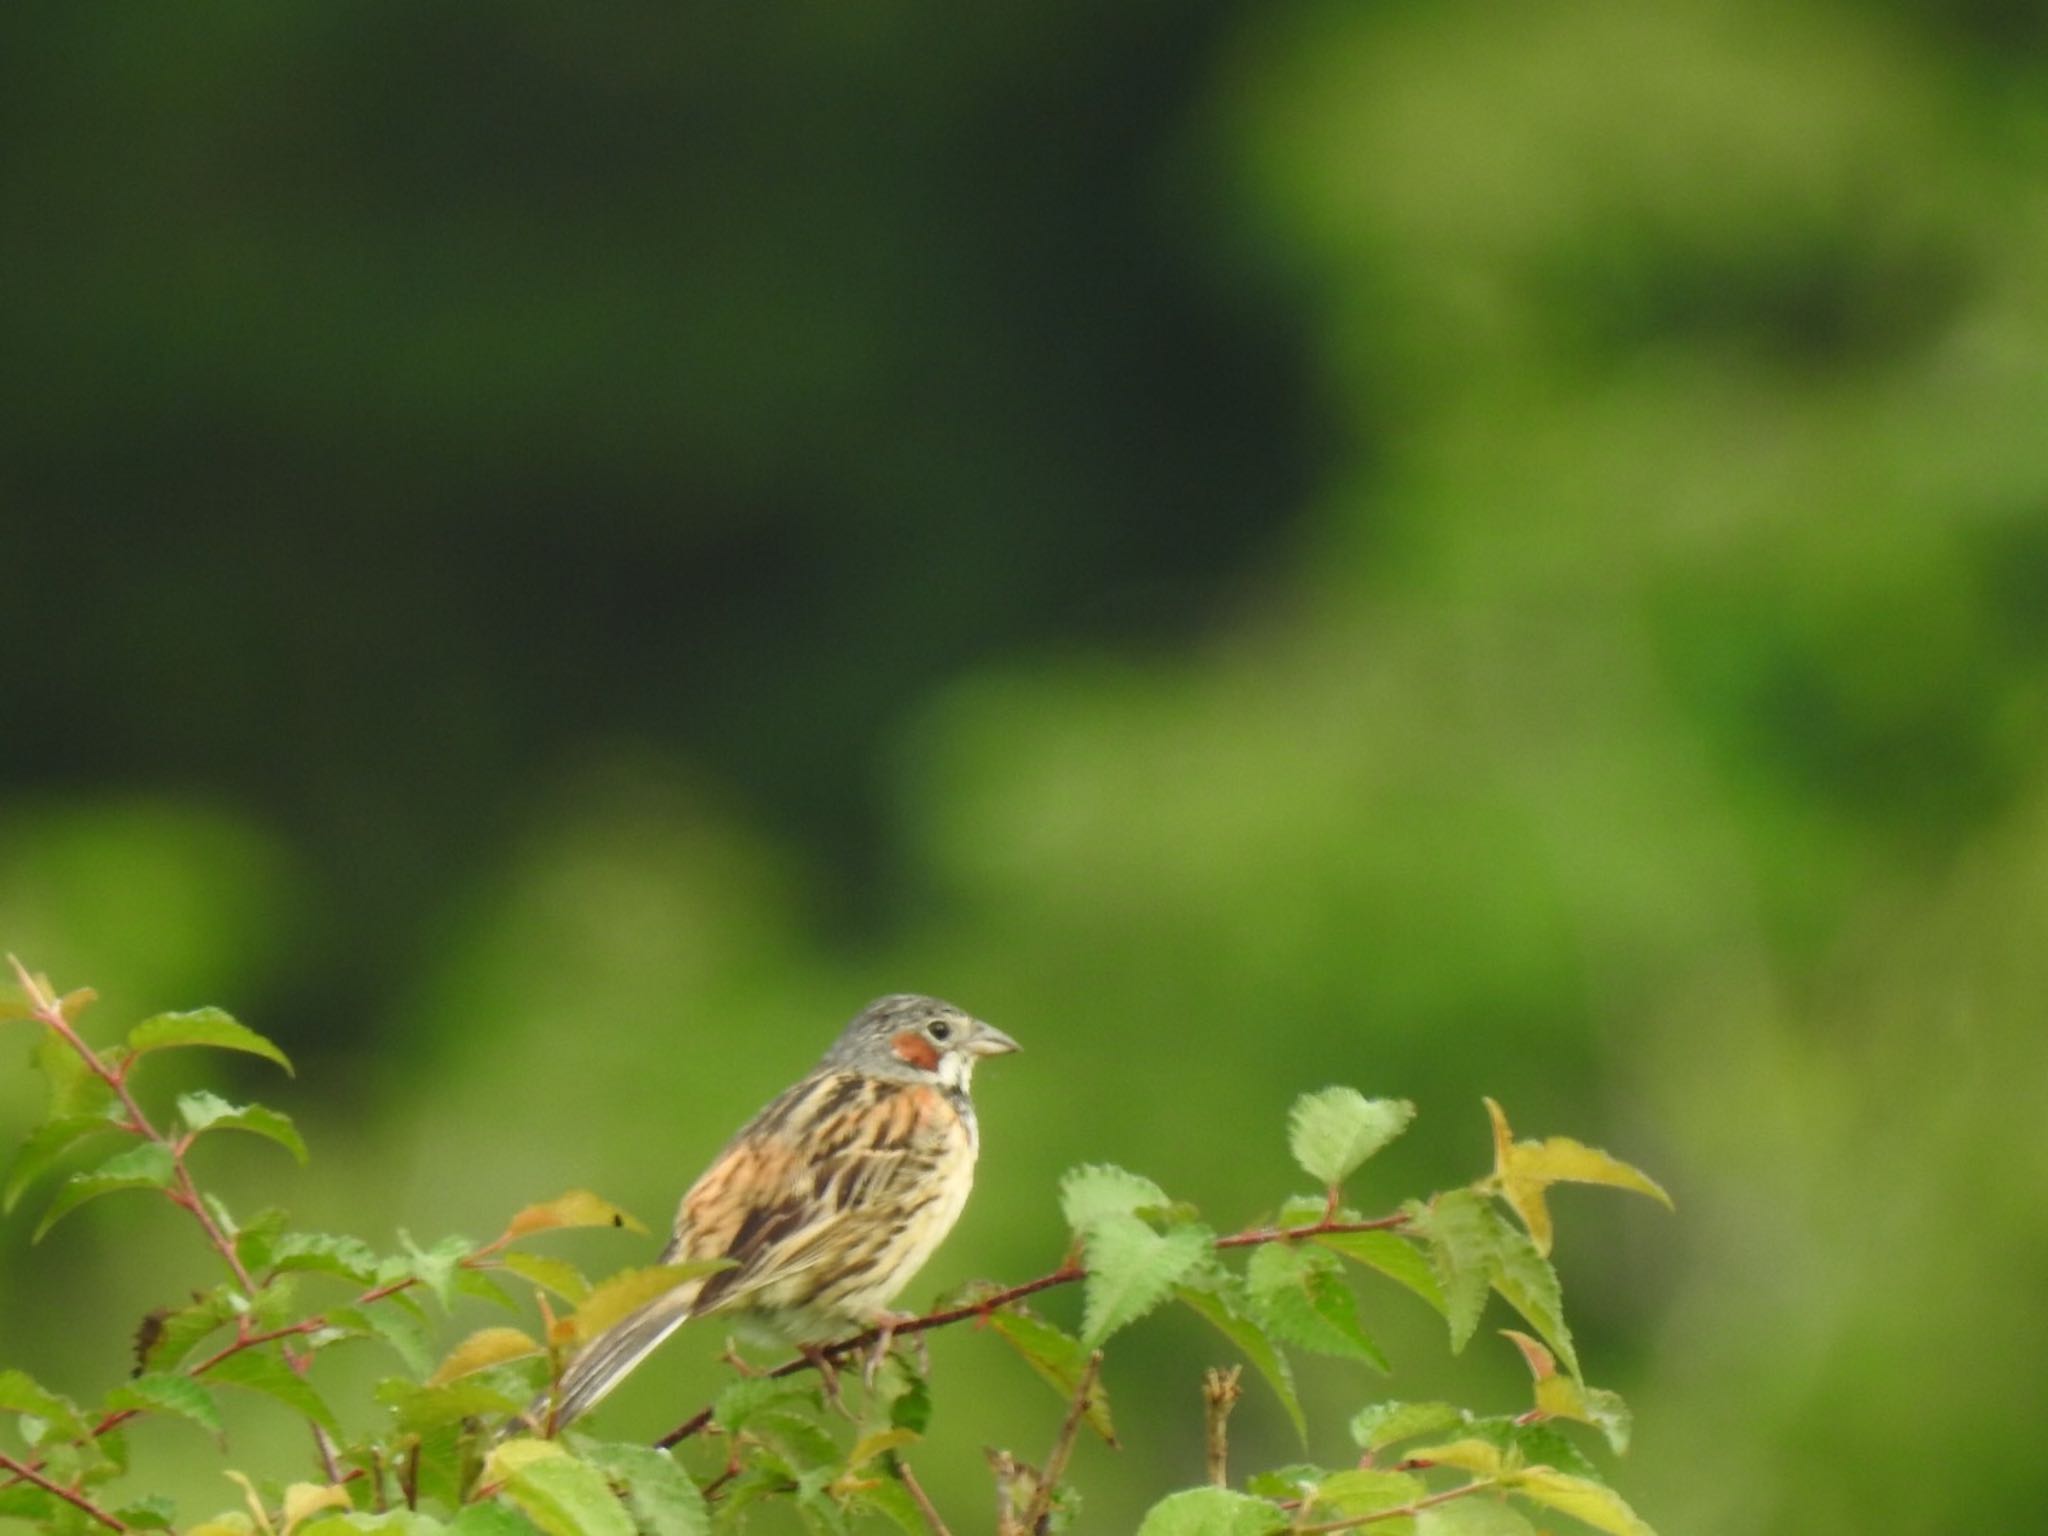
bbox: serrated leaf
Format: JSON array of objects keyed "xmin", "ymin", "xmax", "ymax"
[
  {"xmin": 1134, "ymin": 1487, "xmax": 1288, "ymax": 1536},
  {"xmin": 430, "ymin": 1326, "xmax": 544, "ymax": 1386},
  {"xmin": 1059, "ymin": 1164, "xmax": 1172, "ymax": 1233},
  {"xmin": 323, "ymin": 1304, "xmax": 436, "ymax": 1375},
  {"xmin": 711, "ymin": 1375, "xmax": 821, "ymax": 1434},
  {"xmin": 135, "ymin": 1287, "xmax": 241, "ymax": 1371},
  {"xmin": 127, "ymin": 1008, "xmax": 292, "ymax": 1075},
  {"xmin": 0, "ymin": 1369, "xmax": 91, "ymax": 1439},
  {"xmin": 1351, "ymin": 1400, "xmax": 1466, "ymax": 1452},
  {"xmin": 1405, "ymin": 1439, "xmax": 1505, "ymax": 1476},
  {"xmin": 1289, "ymin": 1090, "xmax": 1415, "ymax": 1187},
  {"xmin": 3, "ymin": 1113, "xmax": 128, "ymax": 1213},
  {"xmin": 576, "ymin": 1442, "xmax": 711, "ymax": 1536},
  {"xmin": 1244, "ymin": 1244, "xmax": 1387, "ymax": 1368},
  {"xmin": 401, "ymin": 1233, "xmax": 478, "ymax": 1309},
  {"xmin": 33, "ymin": 1141, "xmax": 176, "ymax": 1241},
  {"xmin": 1522, "ymin": 1355, "xmax": 1632, "ymax": 1456},
  {"xmin": 104, "ymin": 1372, "xmax": 223, "ymax": 1438},
  {"xmin": 1309, "ymin": 1470, "xmax": 1422, "ymax": 1520},
  {"xmin": 571, "ymin": 1261, "xmax": 731, "ymax": 1343},
  {"xmin": 1175, "ymin": 1280, "xmax": 1304, "ymax": 1441},
  {"xmin": 1416, "ymin": 1501, "xmax": 1537, "ymax": 1536},
  {"xmin": 500, "ymin": 1251, "xmax": 591, "ymax": 1305},
  {"xmin": 205, "ymin": 1347, "xmax": 341, "ymax": 1433},
  {"xmin": 1405, "ymin": 1192, "xmax": 1493, "ymax": 1352},
  {"xmin": 1313, "ymin": 1230, "xmax": 1447, "ymax": 1317},
  {"xmin": 1482, "ymin": 1211, "xmax": 1577, "ymax": 1380},
  {"xmin": 266, "ymin": 1231, "xmax": 383, "ymax": 1286},
  {"xmin": 1508, "ymin": 1468, "xmax": 1655, "ymax": 1536},
  {"xmin": 1079, "ymin": 1214, "xmax": 1211, "ymax": 1347},
  {"xmin": 378, "ymin": 1372, "xmax": 532, "ymax": 1433},
  {"xmin": 113, "ymin": 1495, "xmax": 180, "ymax": 1531},
  {"xmin": 1485, "ymin": 1100, "xmax": 1671, "ymax": 1257},
  {"xmin": 178, "ymin": 1091, "xmax": 308, "ymax": 1164},
  {"xmin": 503, "ymin": 1190, "xmax": 647, "ymax": 1240},
  {"xmin": 488, "ymin": 1439, "xmax": 634, "ymax": 1536},
  {"xmin": 847, "ymin": 1476, "xmax": 925, "ymax": 1536},
  {"xmin": 986, "ymin": 1306, "xmax": 1116, "ymax": 1443},
  {"xmin": 449, "ymin": 1505, "xmax": 537, "ymax": 1536}
]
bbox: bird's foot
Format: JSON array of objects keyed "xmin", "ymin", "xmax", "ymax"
[
  {"xmin": 863, "ymin": 1309, "xmax": 920, "ymax": 1389},
  {"xmin": 800, "ymin": 1342, "xmax": 850, "ymax": 1417},
  {"xmin": 720, "ymin": 1338, "xmax": 763, "ymax": 1378}
]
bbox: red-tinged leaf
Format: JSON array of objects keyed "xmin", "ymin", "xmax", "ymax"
[
  {"xmin": 502, "ymin": 1189, "xmax": 648, "ymax": 1241},
  {"xmin": 127, "ymin": 1008, "xmax": 292, "ymax": 1075}
]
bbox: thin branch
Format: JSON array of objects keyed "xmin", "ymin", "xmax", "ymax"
[
  {"xmin": 1291, "ymin": 1478, "xmax": 1497, "ymax": 1533},
  {"xmin": 895, "ymin": 1458, "xmax": 954, "ymax": 1536},
  {"xmin": 0, "ymin": 1451, "xmax": 128, "ymax": 1533},
  {"xmin": 657, "ymin": 1209, "xmax": 1407, "ymax": 1447},
  {"xmin": 1019, "ymin": 1350, "xmax": 1100, "ymax": 1533}
]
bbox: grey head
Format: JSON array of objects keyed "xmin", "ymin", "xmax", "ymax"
[{"xmin": 824, "ymin": 993, "xmax": 1019, "ymax": 1094}]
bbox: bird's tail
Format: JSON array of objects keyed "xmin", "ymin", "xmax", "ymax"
[{"xmin": 513, "ymin": 1288, "xmax": 697, "ymax": 1435}]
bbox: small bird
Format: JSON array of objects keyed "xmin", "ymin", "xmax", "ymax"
[{"xmin": 533, "ymin": 994, "xmax": 1018, "ymax": 1430}]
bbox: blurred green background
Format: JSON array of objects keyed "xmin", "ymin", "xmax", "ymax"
[{"xmin": 4, "ymin": 0, "xmax": 2046, "ymax": 1530}]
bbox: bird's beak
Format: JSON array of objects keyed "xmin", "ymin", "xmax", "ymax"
[{"xmin": 969, "ymin": 1023, "xmax": 1021, "ymax": 1057}]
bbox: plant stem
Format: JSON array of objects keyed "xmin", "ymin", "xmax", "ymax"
[
  {"xmin": 895, "ymin": 1459, "xmax": 954, "ymax": 1536},
  {"xmin": 0, "ymin": 1452, "xmax": 128, "ymax": 1533}
]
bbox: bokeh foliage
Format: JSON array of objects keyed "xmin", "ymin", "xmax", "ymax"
[{"xmin": 4, "ymin": 0, "xmax": 2047, "ymax": 1531}]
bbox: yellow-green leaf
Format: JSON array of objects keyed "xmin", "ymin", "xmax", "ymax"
[
  {"xmin": 503, "ymin": 1190, "xmax": 648, "ymax": 1241},
  {"xmin": 428, "ymin": 1326, "xmax": 544, "ymax": 1386},
  {"xmin": 487, "ymin": 1438, "xmax": 634, "ymax": 1536},
  {"xmin": 279, "ymin": 1485, "xmax": 353, "ymax": 1536},
  {"xmin": 1485, "ymin": 1099, "xmax": 1671, "ymax": 1257},
  {"xmin": 572, "ymin": 1261, "xmax": 732, "ymax": 1343},
  {"xmin": 500, "ymin": 1251, "xmax": 591, "ymax": 1305},
  {"xmin": 1508, "ymin": 1468, "xmax": 1656, "ymax": 1536},
  {"xmin": 1404, "ymin": 1439, "xmax": 1505, "ymax": 1477}
]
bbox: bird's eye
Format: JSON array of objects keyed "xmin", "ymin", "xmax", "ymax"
[{"xmin": 927, "ymin": 1020, "xmax": 953, "ymax": 1042}]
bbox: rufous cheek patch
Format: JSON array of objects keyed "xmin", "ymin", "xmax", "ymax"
[{"xmin": 891, "ymin": 1031, "xmax": 941, "ymax": 1072}]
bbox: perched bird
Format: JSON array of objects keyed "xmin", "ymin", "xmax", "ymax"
[{"xmin": 532, "ymin": 994, "xmax": 1018, "ymax": 1430}]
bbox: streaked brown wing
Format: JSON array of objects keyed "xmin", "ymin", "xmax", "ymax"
[{"xmin": 664, "ymin": 1069, "xmax": 946, "ymax": 1315}]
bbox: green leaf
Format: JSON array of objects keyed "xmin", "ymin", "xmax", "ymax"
[
  {"xmin": 1313, "ymin": 1230, "xmax": 1447, "ymax": 1317},
  {"xmin": 265, "ymin": 1231, "xmax": 383, "ymax": 1286},
  {"xmin": 205, "ymin": 1347, "xmax": 342, "ymax": 1434},
  {"xmin": 104, "ymin": 1372, "xmax": 224, "ymax": 1438},
  {"xmin": 1482, "ymin": 1210, "xmax": 1578, "ymax": 1380},
  {"xmin": 1289, "ymin": 1090, "xmax": 1416, "ymax": 1186},
  {"xmin": 1134, "ymin": 1487, "xmax": 1288, "ymax": 1536},
  {"xmin": 3, "ymin": 1113, "xmax": 128, "ymax": 1213},
  {"xmin": 33, "ymin": 1141, "xmax": 176, "ymax": 1241},
  {"xmin": 402, "ymin": 1232, "xmax": 478, "ymax": 1309},
  {"xmin": 1405, "ymin": 1192, "xmax": 1493, "ymax": 1352},
  {"xmin": 1469, "ymin": 1418, "xmax": 1602, "ymax": 1483},
  {"xmin": 113, "ymin": 1495, "xmax": 181, "ymax": 1531},
  {"xmin": 322, "ymin": 1304, "xmax": 437, "ymax": 1375},
  {"xmin": 127, "ymin": 1008, "xmax": 292, "ymax": 1074},
  {"xmin": 1059, "ymin": 1164, "xmax": 1172, "ymax": 1233},
  {"xmin": 575, "ymin": 1443, "xmax": 710, "ymax": 1536},
  {"xmin": 1244, "ymin": 1244, "xmax": 1387, "ymax": 1368},
  {"xmin": 1508, "ymin": 1469, "xmax": 1656, "ymax": 1536},
  {"xmin": 489, "ymin": 1440, "xmax": 635, "ymax": 1536},
  {"xmin": 33, "ymin": 1033, "xmax": 117, "ymax": 1119},
  {"xmin": 1416, "ymin": 1501, "xmax": 1537, "ymax": 1536},
  {"xmin": 1174, "ymin": 1279, "xmax": 1305, "ymax": 1440},
  {"xmin": 176, "ymin": 1092, "xmax": 308, "ymax": 1163},
  {"xmin": 1079, "ymin": 1214, "xmax": 1212, "ymax": 1347},
  {"xmin": 711, "ymin": 1376, "xmax": 821, "ymax": 1435},
  {"xmin": 500, "ymin": 1251, "xmax": 591, "ymax": 1305},
  {"xmin": 0, "ymin": 1369, "xmax": 91, "ymax": 1440},
  {"xmin": 1309, "ymin": 1470, "xmax": 1422, "ymax": 1520},
  {"xmin": 378, "ymin": 1373, "xmax": 531, "ymax": 1433},
  {"xmin": 300, "ymin": 1515, "xmax": 450, "ymax": 1536},
  {"xmin": 450, "ymin": 1505, "xmax": 541, "ymax": 1536},
  {"xmin": 1351, "ymin": 1401, "xmax": 1466, "ymax": 1452},
  {"xmin": 986, "ymin": 1306, "xmax": 1116, "ymax": 1443},
  {"xmin": 135, "ymin": 1286, "xmax": 241, "ymax": 1371}
]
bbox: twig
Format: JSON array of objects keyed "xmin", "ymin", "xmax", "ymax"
[
  {"xmin": 1202, "ymin": 1366, "xmax": 1241, "ymax": 1487},
  {"xmin": 0, "ymin": 1452, "xmax": 128, "ymax": 1533},
  {"xmin": 1019, "ymin": 1350, "xmax": 1100, "ymax": 1533},
  {"xmin": 1292, "ymin": 1479, "xmax": 1496, "ymax": 1533},
  {"xmin": 895, "ymin": 1458, "xmax": 954, "ymax": 1536},
  {"xmin": 656, "ymin": 1210, "xmax": 1407, "ymax": 1447}
]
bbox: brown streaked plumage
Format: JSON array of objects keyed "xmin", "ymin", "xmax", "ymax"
[{"xmin": 529, "ymin": 994, "xmax": 1018, "ymax": 1430}]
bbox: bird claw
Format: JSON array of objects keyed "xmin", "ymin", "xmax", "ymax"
[
  {"xmin": 800, "ymin": 1344, "xmax": 851, "ymax": 1418},
  {"xmin": 863, "ymin": 1310, "xmax": 918, "ymax": 1390}
]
